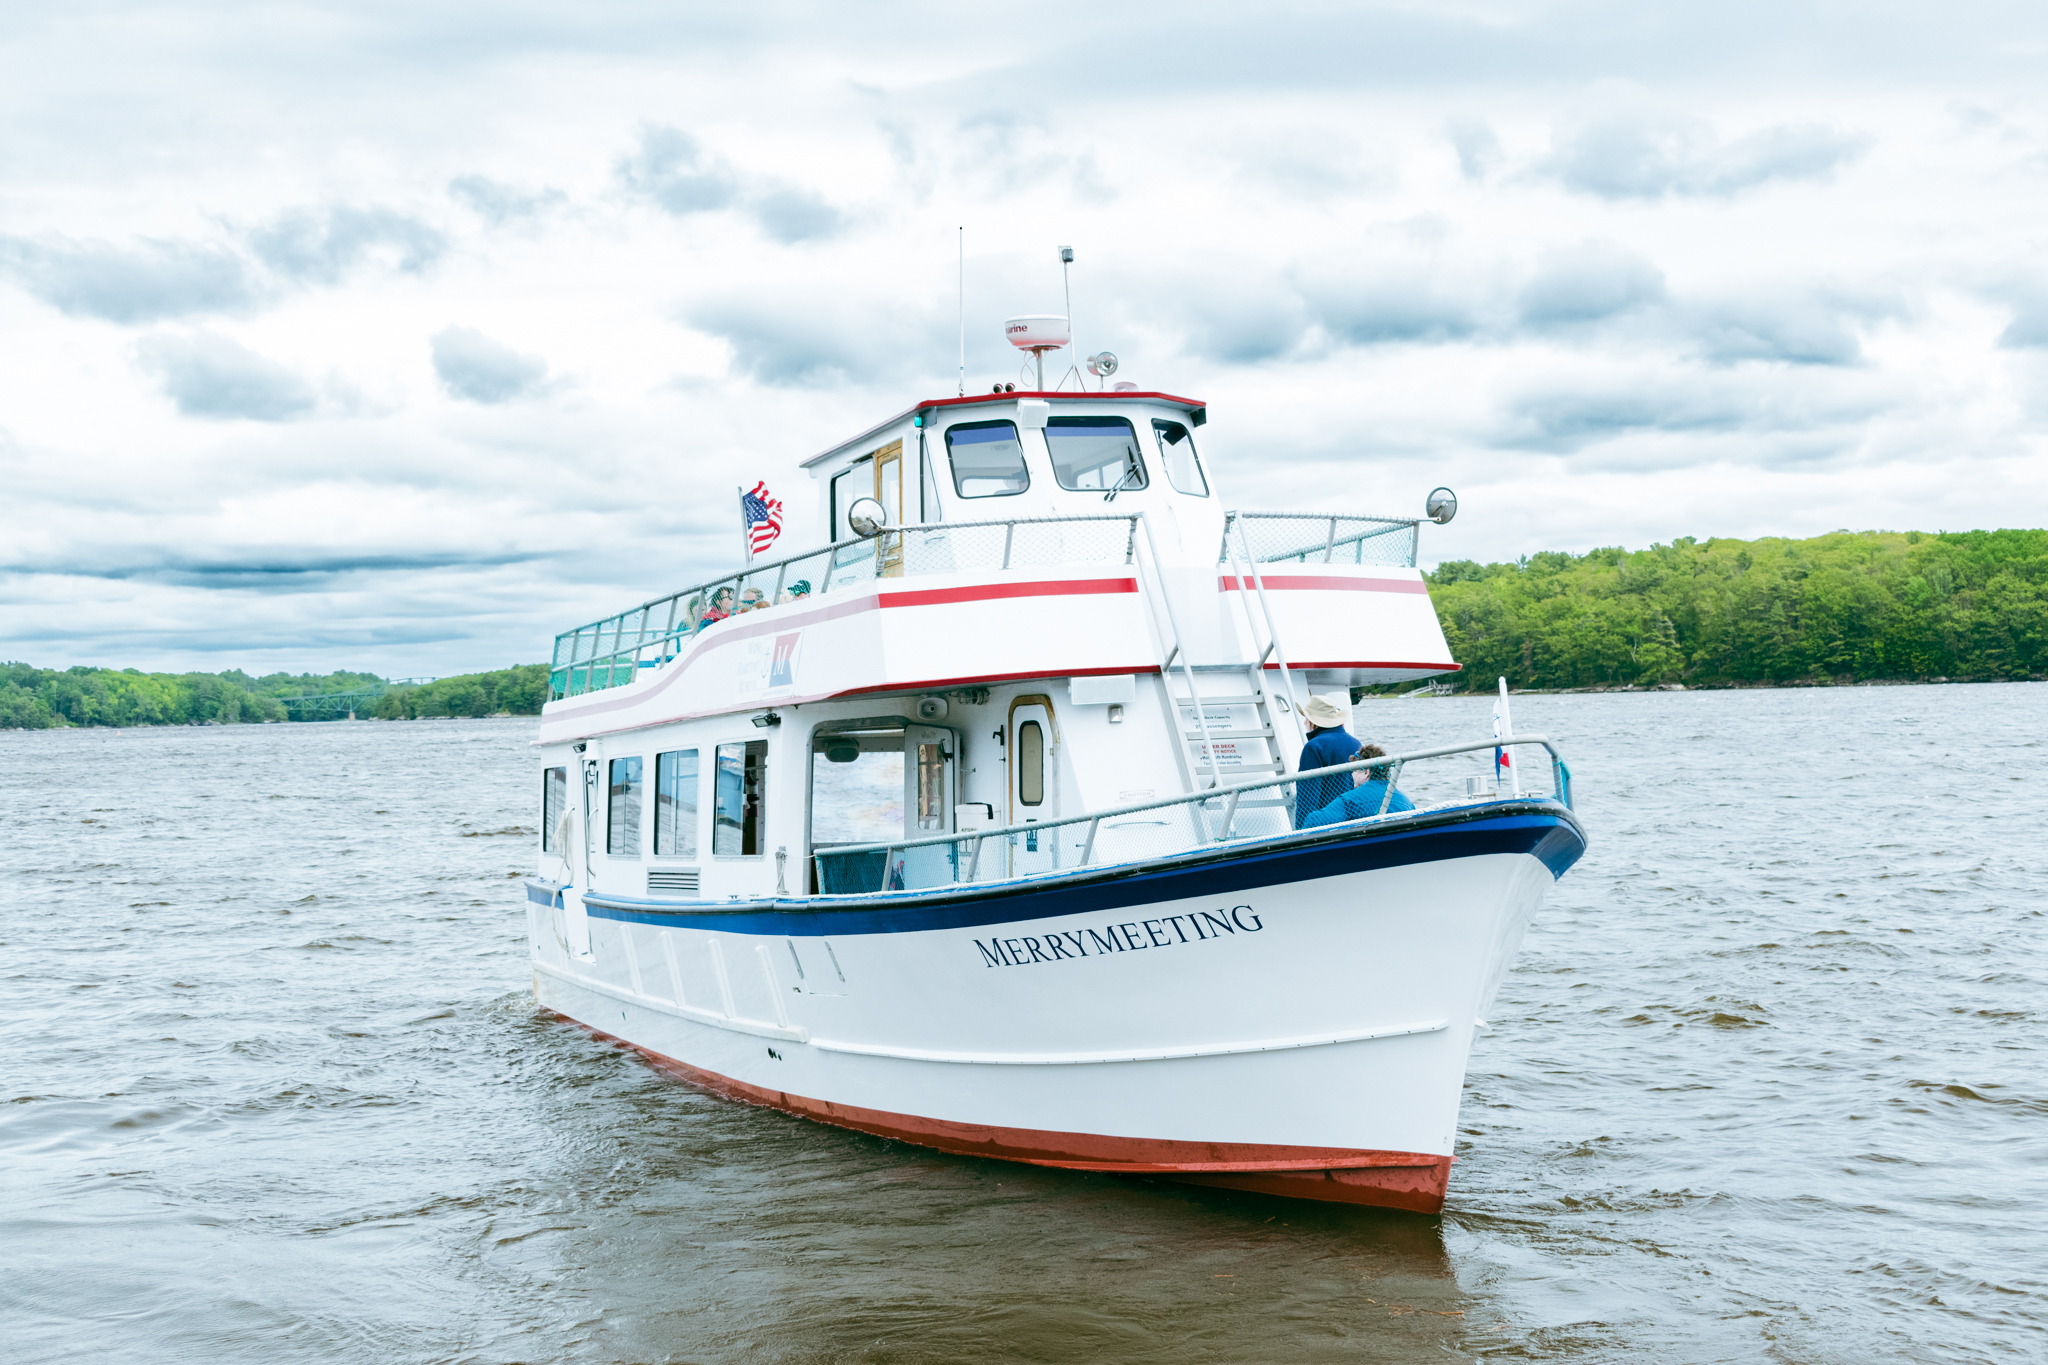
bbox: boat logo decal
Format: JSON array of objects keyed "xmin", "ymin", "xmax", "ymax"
[
  {"xmin": 738, "ymin": 629, "xmax": 804, "ymax": 694},
  {"xmin": 974, "ymin": 904, "xmax": 1263, "ymax": 968}
]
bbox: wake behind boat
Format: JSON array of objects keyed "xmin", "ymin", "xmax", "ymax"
[{"xmin": 525, "ymin": 316, "xmax": 1585, "ymax": 1212}]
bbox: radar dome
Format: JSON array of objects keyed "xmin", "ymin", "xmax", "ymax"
[{"xmin": 1004, "ymin": 315, "xmax": 1070, "ymax": 351}]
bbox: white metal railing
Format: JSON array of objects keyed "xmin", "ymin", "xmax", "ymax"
[
  {"xmin": 1221, "ymin": 511, "xmax": 1422, "ymax": 568},
  {"xmin": 812, "ymin": 733, "xmax": 1573, "ymax": 895}
]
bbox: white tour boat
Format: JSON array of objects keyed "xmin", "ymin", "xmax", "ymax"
[{"xmin": 526, "ymin": 321, "xmax": 1585, "ymax": 1212}]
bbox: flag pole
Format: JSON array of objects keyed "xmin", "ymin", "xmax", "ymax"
[
  {"xmin": 738, "ymin": 485, "xmax": 752, "ymax": 563},
  {"xmin": 1495, "ymin": 676, "xmax": 1521, "ymax": 796}
]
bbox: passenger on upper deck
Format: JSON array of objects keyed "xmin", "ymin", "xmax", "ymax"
[
  {"xmin": 699, "ymin": 586, "xmax": 736, "ymax": 630},
  {"xmin": 1292, "ymin": 694, "xmax": 1358, "ymax": 828},
  {"xmin": 1300, "ymin": 744, "xmax": 1415, "ymax": 828}
]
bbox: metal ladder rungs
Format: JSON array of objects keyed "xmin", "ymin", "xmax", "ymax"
[
  {"xmin": 1178, "ymin": 694, "xmax": 1262, "ymax": 707},
  {"xmin": 1184, "ymin": 727, "xmax": 1273, "ymax": 741}
]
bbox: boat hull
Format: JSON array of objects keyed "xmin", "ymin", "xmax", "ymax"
[{"xmin": 527, "ymin": 801, "xmax": 1584, "ymax": 1212}]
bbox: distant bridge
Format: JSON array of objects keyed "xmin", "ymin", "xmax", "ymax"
[{"xmin": 277, "ymin": 677, "xmax": 437, "ymax": 720}]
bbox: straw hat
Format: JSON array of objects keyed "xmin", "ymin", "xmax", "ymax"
[{"xmin": 1302, "ymin": 693, "xmax": 1351, "ymax": 729}]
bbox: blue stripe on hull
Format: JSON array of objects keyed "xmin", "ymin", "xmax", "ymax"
[{"xmin": 530, "ymin": 800, "xmax": 1586, "ymax": 938}]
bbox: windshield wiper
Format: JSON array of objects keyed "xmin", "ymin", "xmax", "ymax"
[{"xmin": 1102, "ymin": 450, "xmax": 1142, "ymax": 502}]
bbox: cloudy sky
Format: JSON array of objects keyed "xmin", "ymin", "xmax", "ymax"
[{"xmin": 4, "ymin": 1, "xmax": 2046, "ymax": 677}]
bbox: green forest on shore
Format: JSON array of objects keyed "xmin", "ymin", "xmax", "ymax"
[
  {"xmin": 6, "ymin": 528, "xmax": 2043, "ymax": 729},
  {"xmin": 1412, "ymin": 527, "xmax": 2047, "ymax": 692},
  {"xmin": 0, "ymin": 662, "xmax": 549, "ymax": 730}
]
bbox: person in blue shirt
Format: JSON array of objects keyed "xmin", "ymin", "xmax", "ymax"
[
  {"xmin": 1301, "ymin": 744, "xmax": 1416, "ymax": 828},
  {"xmin": 1292, "ymin": 693, "xmax": 1359, "ymax": 827}
]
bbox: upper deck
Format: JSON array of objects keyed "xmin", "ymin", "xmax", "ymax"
[{"xmin": 550, "ymin": 392, "xmax": 1435, "ymax": 703}]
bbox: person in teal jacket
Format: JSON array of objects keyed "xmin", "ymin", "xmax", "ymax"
[{"xmin": 1301, "ymin": 744, "xmax": 1414, "ymax": 827}]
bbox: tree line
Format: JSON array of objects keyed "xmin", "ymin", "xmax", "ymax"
[
  {"xmin": 1410, "ymin": 527, "xmax": 2047, "ymax": 691},
  {"xmin": 8, "ymin": 528, "xmax": 2043, "ymax": 726},
  {"xmin": 0, "ymin": 662, "xmax": 549, "ymax": 730}
]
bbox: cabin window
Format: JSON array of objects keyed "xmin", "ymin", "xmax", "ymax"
[
  {"xmin": 1017, "ymin": 721, "xmax": 1045, "ymax": 806},
  {"xmin": 830, "ymin": 459, "xmax": 871, "ymax": 540},
  {"xmin": 541, "ymin": 766, "xmax": 568, "ymax": 852},
  {"xmin": 1152, "ymin": 419, "xmax": 1209, "ymax": 496},
  {"xmin": 714, "ymin": 740, "xmax": 769, "ymax": 856},
  {"xmin": 945, "ymin": 421, "xmax": 1029, "ymax": 498},
  {"xmin": 654, "ymin": 749, "xmax": 699, "ymax": 857},
  {"xmin": 1045, "ymin": 415, "xmax": 1146, "ymax": 494},
  {"xmin": 810, "ymin": 728, "xmax": 905, "ymax": 845},
  {"xmin": 607, "ymin": 756, "xmax": 643, "ymax": 858}
]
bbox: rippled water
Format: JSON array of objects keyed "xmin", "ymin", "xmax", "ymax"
[{"xmin": 4, "ymin": 684, "xmax": 2042, "ymax": 1363}]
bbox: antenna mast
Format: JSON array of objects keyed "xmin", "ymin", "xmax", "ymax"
[
  {"xmin": 1059, "ymin": 245, "xmax": 1074, "ymax": 389},
  {"xmin": 957, "ymin": 227, "xmax": 965, "ymax": 397}
]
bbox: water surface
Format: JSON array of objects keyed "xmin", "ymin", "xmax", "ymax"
[{"xmin": 4, "ymin": 684, "xmax": 2042, "ymax": 1362}]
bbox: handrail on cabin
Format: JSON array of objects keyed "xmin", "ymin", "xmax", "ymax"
[{"xmin": 812, "ymin": 733, "xmax": 1573, "ymax": 894}]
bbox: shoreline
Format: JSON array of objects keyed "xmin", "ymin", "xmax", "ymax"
[{"xmin": 1366, "ymin": 673, "xmax": 2046, "ymax": 698}]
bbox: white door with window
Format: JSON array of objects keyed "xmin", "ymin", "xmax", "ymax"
[{"xmin": 1007, "ymin": 697, "xmax": 1060, "ymax": 875}]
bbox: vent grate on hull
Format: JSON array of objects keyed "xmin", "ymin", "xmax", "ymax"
[{"xmin": 647, "ymin": 868, "xmax": 701, "ymax": 895}]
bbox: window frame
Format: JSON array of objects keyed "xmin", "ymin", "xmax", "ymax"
[
  {"xmin": 606, "ymin": 755, "xmax": 643, "ymax": 859},
  {"xmin": 713, "ymin": 739, "xmax": 769, "ymax": 858},
  {"xmin": 541, "ymin": 766, "xmax": 568, "ymax": 853},
  {"xmin": 1017, "ymin": 720, "xmax": 1045, "ymax": 806},
  {"xmin": 653, "ymin": 748, "xmax": 700, "ymax": 859},
  {"xmin": 1151, "ymin": 418, "xmax": 1209, "ymax": 497},
  {"xmin": 943, "ymin": 419, "xmax": 1031, "ymax": 500},
  {"xmin": 1044, "ymin": 414, "xmax": 1148, "ymax": 494}
]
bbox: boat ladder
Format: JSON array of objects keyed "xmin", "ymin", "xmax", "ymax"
[{"xmin": 1134, "ymin": 514, "xmax": 1308, "ymax": 801}]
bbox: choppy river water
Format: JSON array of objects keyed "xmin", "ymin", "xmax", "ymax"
[{"xmin": 4, "ymin": 683, "xmax": 2044, "ymax": 1364}]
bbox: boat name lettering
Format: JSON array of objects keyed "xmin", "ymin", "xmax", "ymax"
[{"xmin": 973, "ymin": 906, "xmax": 1263, "ymax": 968}]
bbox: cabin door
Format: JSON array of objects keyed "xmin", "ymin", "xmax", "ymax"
[
  {"xmin": 872, "ymin": 440, "xmax": 904, "ymax": 576},
  {"xmin": 1006, "ymin": 696, "xmax": 1059, "ymax": 876}
]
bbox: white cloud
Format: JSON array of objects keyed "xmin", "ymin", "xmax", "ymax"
[
  {"xmin": 1, "ymin": 2, "xmax": 2046, "ymax": 674},
  {"xmin": 430, "ymin": 326, "xmax": 550, "ymax": 403},
  {"xmin": 135, "ymin": 332, "xmax": 318, "ymax": 421}
]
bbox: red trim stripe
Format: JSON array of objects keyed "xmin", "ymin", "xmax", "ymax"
[{"xmin": 558, "ymin": 1014, "xmax": 1453, "ymax": 1213}]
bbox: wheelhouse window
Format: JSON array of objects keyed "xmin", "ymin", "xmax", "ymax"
[
  {"xmin": 654, "ymin": 749, "xmax": 699, "ymax": 858},
  {"xmin": 1045, "ymin": 415, "xmax": 1146, "ymax": 494},
  {"xmin": 830, "ymin": 459, "xmax": 871, "ymax": 540},
  {"xmin": 541, "ymin": 766, "xmax": 567, "ymax": 852},
  {"xmin": 714, "ymin": 740, "xmax": 768, "ymax": 856},
  {"xmin": 1152, "ymin": 419, "xmax": 1208, "ymax": 496},
  {"xmin": 1017, "ymin": 721, "xmax": 1045, "ymax": 806},
  {"xmin": 810, "ymin": 728, "xmax": 905, "ymax": 846},
  {"xmin": 945, "ymin": 421, "xmax": 1029, "ymax": 498},
  {"xmin": 607, "ymin": 756, "xmax": 643, "ymax": 858}
]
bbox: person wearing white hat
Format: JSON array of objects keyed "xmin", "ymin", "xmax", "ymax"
[{"xmin": 1293, "ymin": 692, "xmax": 1358, "ymax": 827}]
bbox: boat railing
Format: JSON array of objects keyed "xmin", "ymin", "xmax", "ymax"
[
  {"xmin": 550, "ymin": 506, "xmax": 1431, "ymax": 701},
  {"xmin": 811, "ymin": 733, "xmax": 1572, "ymax": 896},
  {"xmin": 1221, "ymin": 511, "xmax": 1423, "ymax": 569}
]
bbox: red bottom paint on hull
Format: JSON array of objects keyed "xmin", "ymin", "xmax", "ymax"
[{"xmin": 562, "ymin": 1014, "xmax": 1452, "ymax": 1213}]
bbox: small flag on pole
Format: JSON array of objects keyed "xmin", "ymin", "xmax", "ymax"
[
  {"xmin": 1493, "ymin": 677, "xmax": 1520, "ymax": 795},
  {"xmin": 741, "ymin": 481, "xmax": 783, "ymax": 557}
]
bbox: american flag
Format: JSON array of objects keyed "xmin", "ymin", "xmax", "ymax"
[{"xmin": 741, "ymin": 481, "xmax": 783, "ymax": 556}]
